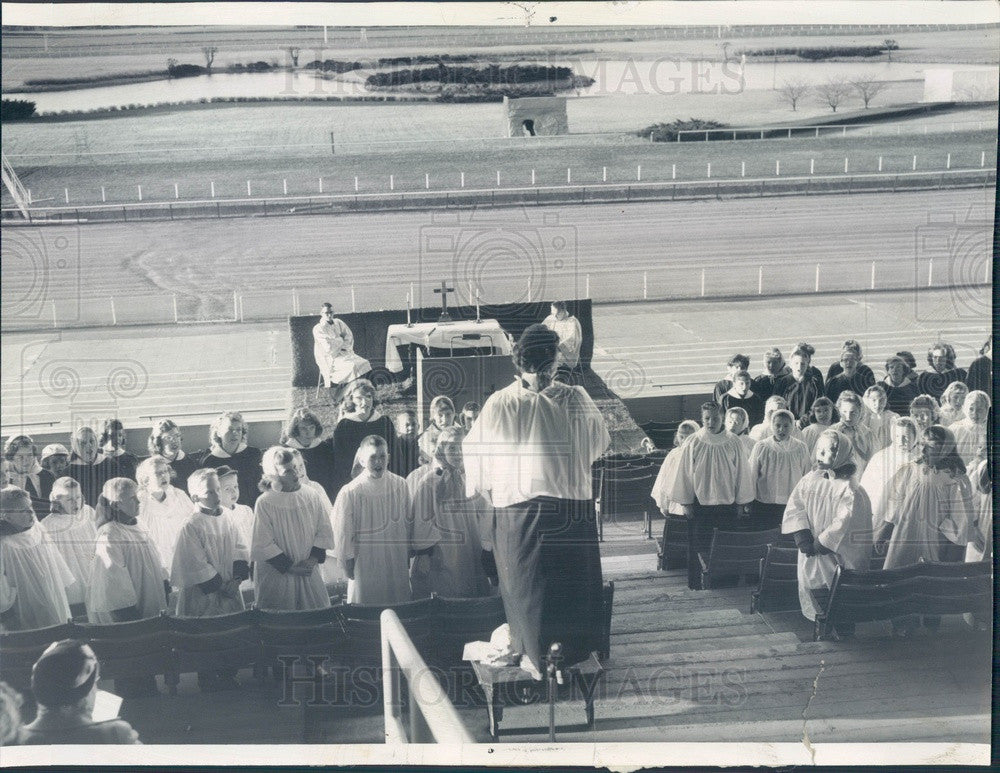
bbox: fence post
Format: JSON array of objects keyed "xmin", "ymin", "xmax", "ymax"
[
  {"xmin": 602, "ymin": 166, "xmax": 607, "ymax": 182},
  {"xmin": 51, "ymin": 300, "xmax": 57, "ymax": 328},
  {"xmin": 844, "ymin": 157, "xmax": 849, "ymax": 174},
  {"xmin": 775, "ymin": 159, "xmax": 780, "ymax": 176},
  {"xmin": 700, "ymin": 269, "xmax": 706, "ymax": 297},
  {"xmin": 354, "ymin": 176, "xmax": 359, "ymax": 192},
  {"xmin": 101, "ymin": 186, "xmax": 106, "ymax": 202},
  {"xmin": 741, "ymin": 161, "xmax": 745, "ymax": 177},
  {"xmin": 671, "ymin": 164, "xmax": 676, "ymax": 180},
  {"xmin": 210, "ymin": 181, "xmax": 215, "ymax": 198},
  {"xmin": 758, "ymin": 265, "xmax": 763, "ymax": 295},
  {"xmin": 496, "ymin": 170, "xmax": 501, "ymax": 187},
  {"xmin": 531, "ymin": 169, "xmax": 536, "ymax": 185},
  {"xmin": 637, "ymin": 165, "xmax": 642, "ymax": 181},
  {"xmin": 585, "ymin": 274, "xmax": 590, "ymax": 298},
  {"xmin": 706, "ymin": 163, "xmax": 711, "ymax": 178},
  {"xmin": 814, "ymin": 264, "xmax": 820, "ymax": 292},
  {"xmin": 567, "ymin": 168, "xmax": 571, "ymax": 184},
  {"xmin": 871, "ymin": 261, "xmax": 876, "ymax": 290},
  {"xmin": 643, "ymin": 271, "xmax": 648, "ymax": 299},
  {"xmin": 172, "ymin": 294, "xmax": 179, "ymax": 323},
  {"xmin": 64, "ymin": 188, "xmax": 69, "ymax": 203},
  {"xmin": 912, "ymin": 155, "xmax": 917, "ymax": 171},
  {"xmin": 946, "ymin": 153, "xmax": 951, "ymax": 170},
  {"xmin": 810, "ymin": 158, "xmax": 815, "ymax": 175},
  {"xmin": 982, "ymin": 151, "xmax": 986, "ymax": 168},
  {"xmin": 425, "ymin": 173, "xmax": 430, "ymax": 189},
  {"xmin": 137, "ymin": 185, "xmax": 142, "ymax": 201},
  {"xmin": 232, "ymin": 290, "xmax": 239, "ymax": 321},
  {"xmin": 878, "ymin": 156, "xmax": 882, "ymax": 172},
  {"xmin": 109, "ymin": 297, "xmax": 117, "ymax": 325},
  {"xmin": 247, "ymin": 181, "xmax": 252, "ymax": 197},
  {"xmin": 174, "ymin": 182, "xmax": 179, "ymax": 199},
  {"xmin": 351, "ymin": 286, "xmax": 356, "ymax": 312},
  {"xmin": 390, "ymin": 175, "xmax": 394, "ymax": 191},
  {"xmin": 927, "ymin": 258, "xmax": 933, "ymax": 287},
  {"xmin": 318, "ymin": 177, "xmax": 323, "ymax": 194}
]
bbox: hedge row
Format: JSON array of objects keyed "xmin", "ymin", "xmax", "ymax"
[
  {"xmin": 367, "ymin": 64, "xmax": 577, "ymax": 88},
  {"xmin": 637, "ymin": 118, "xmax": 728, "ymax": 142},
  {"xmin": 1, "ymin": 98, "xmax": 37, "ymax": 120}
]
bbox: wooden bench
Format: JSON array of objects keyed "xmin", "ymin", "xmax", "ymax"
[
  {"xmin": 697, "ymin": 527, "xmax": 785, "ymax": 590},
  {"xmin": 750, "ymin": 544, "xmax": 800, "ymax": 613},
  {"xmin": 656, "ymin": 515, "xmax": 690, "ymax": 570},
  {"xmin": 812, "ymin": 560, "xmax": 993, "ymax": 641}
]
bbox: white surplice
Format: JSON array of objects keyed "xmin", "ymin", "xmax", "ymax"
[
  {"xmin": 312, "ymin": 318, "xmax": 372, "ymax": 386},
  {"xmin": 800, "ymin": 423, "xmax": 833, "ymax": 455},
  {"xmin": 332, "ymin": 472, "xmax": 438, "ymax": 605},
  {"xmin": 138, "ymin": 486, "xmax": 194, "ymax": 574},
  {"xmin": 87, "ymin": 520, "xmax": 168, "ymax": 624},
  {"xmin": 859, "ymin": 445, "xmax": 918, "ymax": 532},
  {"xmin": 0, "ymin": 523, "xmax": 74, "ymax": 631},
  {"xmin": 652, "ymin": 447, "xmax": 686, "ymax": 515},
  {"xmin": 251, "ymin": 486, "xmax": 335, "ymax": 610},
  {"xmin": 862, "ymin": 409, "xmax": 898, "ymax": 451},
  {"xmin": 949, "ymin": 419, "xmax": 986, "ymax": 469},
  {"xmin": 781, "ymin": 470, "xmax": 874, "ymax": 621},
  {"xmin": 223, "ymin": 502, "xmax": 256, "ymax": 595},
  {"xmin": 748, "ymin": 436, "xmax": 812, "ymax": 505},
  {"xmin": 302, "ymin": 478, "xmax": 347, "ymax": 586},
  {"xmin": 463, "ymin": 380, "xmax": 610, "ymax": 508},
  {"xmin": 171, "ymin": 510, "xmax": 250, "ymax": 617},
  {"xmin": 828, "ymin": 421, "xmax": 877, "ymax": 476},
  {"xmin": 883, "ymin": 462, "xmax": 974, "ymax": 569},
  {"xmin": 542, "ymin": 314, "xmax": 584, "ymax": 370},
  {"xmin": 668, "ymin": 428, "xmax": 754, "ymax": 507},
  {"xmin": 39, "ymin": 506, "xmax": 98, "ymax": 605},
  {"xmin": 965, "ymin": 458, "xmax": 992, "ymax": 563}
]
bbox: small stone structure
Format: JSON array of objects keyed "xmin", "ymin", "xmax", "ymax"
[
  {"xmin": 504, "ymin": 96, "xmax": 569, "ymax": 137},
  {"xmin": 922, "ymin": 67, "xmax": 999, "ymax": 102}
]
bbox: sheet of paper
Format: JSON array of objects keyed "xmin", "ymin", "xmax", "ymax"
[{"xmin": 91, "ymin": 689, "xmax": 123, "ymax": 722}]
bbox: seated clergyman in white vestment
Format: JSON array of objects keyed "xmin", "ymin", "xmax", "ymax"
[
  {"xmin": 312, "ymin": 303, "xmax": 372, "ymax": 393},
  {"xmin": 542, "ymin": 301, "xmax": 583, "ymax": 371}
]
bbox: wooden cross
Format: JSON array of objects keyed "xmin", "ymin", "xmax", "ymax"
[{"xmin": 433, "ymin": 280, "xmax": 455, "ymax": 322}]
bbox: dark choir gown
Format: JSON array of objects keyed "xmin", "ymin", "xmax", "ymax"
[
  {"xmin": 388, "ymin": 434, "xmax": 420, "ymax": 479},
  {"xmin": 197, "ymin": 446, "xmax": 264, "ymax": 507},
  {"xmin": 67, "ymin": 457, "xmax": 114, "ymax": 508},
  {"xmin": 288, "ymin": 439, "xmax": 337, "ymax": 499},
  {"xmin": 104, "ymin": 451, "xmax": 139, "ymax": 482},
  {"xmin": 329, "ymin": 414, "xmax": 396, "ymax": 501},
  {"xmin": 720, "ymin": 392, "xmax": 765, "ymax": 428},
  {"xmin": 154, "ymin": 452, "xmax": 200, "ymax": 491}
]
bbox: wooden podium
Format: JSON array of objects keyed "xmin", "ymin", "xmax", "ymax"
[{"xmin": 416, "ymin": 350, "xmax": 515, "ymax": 430}]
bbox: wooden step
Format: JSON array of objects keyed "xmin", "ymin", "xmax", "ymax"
[
  {"xmin": 609, "ymin": 631, "xmax": 804, "ymax": 662},
  {"xmin": 612, "ymin": 620, "xmax": 778, "ymax": 647}
]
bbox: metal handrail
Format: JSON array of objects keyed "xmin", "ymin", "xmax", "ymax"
[{"xmin": 380, "ymin": 608, "xmax": 473, "ymax": 744}]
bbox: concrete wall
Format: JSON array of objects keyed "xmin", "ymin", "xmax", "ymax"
[{"xmin": 504, "ymin": 96, "xmax": 569, "ymax": 137}]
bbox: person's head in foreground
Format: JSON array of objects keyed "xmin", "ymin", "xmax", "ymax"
[
  {"xmin": 342, "ymin": 379, "xmax": 377, "ymax": 417},
  {"xmin": 94, "ymin": 478, "xmax": 140, "ymax": 528},
  {"xmin": 259, "ymin": 447, "xmax": 300, "ymax": 493},
  {"xmin": 891, "ymin": 417, "xmax": 919, "ymax": 455},
  {"xmin": 187, "ymin": 468, "xmax": 222, "ymax": 514},
  {"xmin": 810, "ymin": 397, "xmax": 835, "ymax": 426},
  {"xmin": 48, "ymin": 477, "xmax": 84, "ymax": 517},
  {"xmin": 512, "ymin": 324, "xmax": 559, "ymax": 383},
  {"xmin": 814, "ymin": 430, "xmax": 856, "ymax": 479},
  {"xmin": 40, "ymin": 444, "xmax": 71, "ymax": 478},
  {"xmin": 148, "ymin": 419, "xmax": 183, "ymax": 458},
  {"xmin": 763, "ymin": 395, "xmax": 788, "ymax": 422},
  {"xmin": 918, "ymin": 426, "xmax": 965, "ymax": 476},
  {"xmin": 723, "ymin": 408, "xmax": 749, "ymax": 436},
  {"xmin": 884, "ymin": 355, "xmax": 910, "ymax": 386},
  {"xmin": 0, "ymin": 486, "xmax": 35, "ymax": 536},
  {"xmin": 731, "ymin": 370, "xmax": 752, "ymax": 397},
  {"xmin": 460, "ymin": 402, "xmax": 481, "ymax": 430},
  {"xmin": 135, "ymin": 456, "xmax": 172, "ymax": 494},
  {"xmin": 963, "ymin": 391, "xmax": 990, "ymax": 426},
  {"xmin": 210, "ymin": 412, "xmax": 247, "ymax": 456},
  {"xmin": 770, "ymin": 409, "xmax": 795, "ymax": 442},
  {"xmin": 284, "ymin": 408, "xmax": 323, "ymax": 447},
  {"xmin": 700, "ymin": 402, "xmax": 724, "ymax": 433},
  {"xmin": 394, "ymin": 410, "xmax": 417, "ymax": 439},
  {"xmin": 0, "ymin": 681, "xmax": 23, "ymax": 746},
  {"xmin": 926, "ymin": 342, "xmax": 957, "ymax": 374},
  {"xmin": 939, "ymin": 381, "xmax": 969, "ymax": 415},
  {"xmin": 3, "ymin": 435, "xmax": 38, "ymax": 476},
  {"xmin": 763, "ymin": 348, "xmax": 785, "ymax": 377},
  {"xmin": 428, "ymin": 395, "xmax": 456, "ymax": 431},
  {"xmin": 71, "ymin": 427, "xmax": 101, "ymax": 465},
  {"xmin": 353, "ymin": 435, "xmax": 389, "ymax": 480},
  {"xmin": 725, "ymin": 354, "xmax": 750, "ymax": 380},
  {"xmin": 550, "ymin": 300, "xmax": 570, "ymax": 320},
  {"xmin": 863, "ymin": 385, "xmax": 888, "ymax": 416},
  {"xmin": 216, "ymin": 466, "xmax": 240, "ymax": 510},
  {"xmin": 835, "ymin": 392, "xmax": 863, "ymax": 428}
]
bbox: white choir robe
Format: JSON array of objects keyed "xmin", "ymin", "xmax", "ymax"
[
  {"xmin": 542, "ymin": 314, "xmax": 584, "ymax": 370},
  {"xmin": 224, "ymin": 503, "xmax": 256, "ymax": 595},
  {"xmin": 781, "ymin": 471, "xmax": 874, "ymax": 621},
  {"xmin": 938, "ymin": 405, "xmax": 965, "ymax": 427},
  {"xmin": 949, "ymin": 419, "xmax": 986, "ymax": 469},
  {"xmin": 859, "ymin": 445, "xmax": 917, "ymax": 532},
  {"xmin": 749, "ymin": 423, "xmax": 804, "ymax": 443},
  {"xmin": 406, "ymin": 464, "xmax": 435, "ymax": 499},
  {"xmin": 652, "ymin": 447, "xmax": 685, "ymax": 515},
  {"xmin": 87, "ymin": 520, "xmax": 168, "ymax": 624},
  {"xmin": 463, "ymin": 380, "xmax": 610, "ymax": 507},
  {"xmin": 0, "ymin": 523, "xmax": 74, "ymax": 631},
  {"xmin": 39, "ymin": 506, "xmax": 98, "ymax": 606},
  {"xmin": 252, "ymin": 486, "xmax": 335, "ymax": 610},
  {"xmin": 883, "ymin": 462, "xmax": 974, "ymax": 569},
  {"xmin": 668, "ymin": 428, "xmax": 754, "ymax": 507},
  {"xmin": 863, "ymin": 409, "xmax": 898, "ymax": 451},
  {"xmin": 736, "ymin": 434, "xmax": 756, "ymax": 462},
  {"xmin": 171, "ymin": 510, "xmax": 250, "ymax": 617},
  {"xmin": 332, "ymin": 472, "xmax": 439, "ymax": 605},
  {"xmin": 302, "ymin": 479, "xmax": 347, "ymax": 586},
  {"xmin": 800, "ymin": 423, "xmax": 833, "ymax": 455},
  {"xmin": 410, "ymin": 470, "xmax": 490, "ymax": 598},
  {"xmin": 749, "ymin": 437, "xmax": 812, "ymax": 505},
  {"xmin": 312, "ymin": 319, "xmax": 372, "ymax": 387},
  {"xmin": 138, "ymin": 486, "xmax": 194, "ymax": 575},
  {"xmin": 828, "ymin": 422, "xmax": 877, "ymax": 477},
  {"xmin": 965, "ymin": 458, "xmax": 992, "ymax": 563}
]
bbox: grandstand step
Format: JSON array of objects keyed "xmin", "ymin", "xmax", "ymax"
[
  {"xmin": 609, "ymin": 632, "xmax": 804, "ymax": 662},
  {"xmin": 612, "ymin": 621, "xmax": 778, "ymax": 647},
  {"xmin": 612, "ymin": 607, "xmax": 750, "ymax": 634},
  {"xmin": 614, "ymin": 585, "xmax": 760, "ymax": 605}
]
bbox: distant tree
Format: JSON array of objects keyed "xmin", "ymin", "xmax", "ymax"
[
  {"xmin": 850, "ymin": 75, "xmax": 890, "ymax": 108},
  {"xmin": 777, "ymin": 79, "xmax": 811, "ymax": 111},
  {"xmin": 506, "ymin": 2, "xmax": 540, "ymax": 26},
  {"xmin": 286, "ymin": 47, "xmax": 300, "ymax": 67},
  {"xmin": 166, "ymin": 57, "xmax": 178, "ymax": 77},
  {"xmin": 815, "ymin": 78, "xmax": 852, "ymax": 112},
  {"xmin": 1, "ymin": 98, "xmax": 37, "ymax": 121},
  {"xmin": 202, "ymin": 46, "xmax": 217, "ymax": 72},
  {"xmin": 721, "ymin": 41, "xmax": 731, "ymax": 63},
  {"xmin": 883, "ymin": 39, "xmax": 899, "ymax": 62}
]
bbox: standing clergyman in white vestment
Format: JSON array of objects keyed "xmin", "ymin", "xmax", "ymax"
[
  {"xmin": 542, "ymin": 301, "xmax": 584, "ymax": 372},
  {"xmin": 312, "ymin": 303, "xmax": 372, "ymax": 398},
  {"xmin": 464, "ymin": 324, "xmax": 610, "ymax": 679}
]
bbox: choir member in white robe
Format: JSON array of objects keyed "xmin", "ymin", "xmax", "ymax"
[
  {"xmin": 409, "ymin": 428, "xmax": 490, "ymax": 599},
  {"xmin": 875, "ymin": 427, "xmax": 974, "ymax": 570},
  {"xmin": 87, "ymin": 478, "xmax": 169, "ymax": 625},
  {"xmin": 405, "ymin": 463, "xmax": 435, "ymax": 499},
  {"xmin": 417, "ymin": 395, "xmax": 460, "ymax": 465},
  {"xmin": 464, "ymin": 325, "xmax": 610, "ymax": 677},
  {"xmin": 0, "ymin": 487, "xmax": 74, "ymax": 632},
  {"xmin": 781, "ymin": 431, "xmax": 874, "ymax": 630},
  {"xmin": 40, "ymin": 478, "xmax": 97, "ymax": 609},
  {"xmin": 542, "ymin": 301, "xmax": 584, "ymax": 371},
  {"xmin": 652, "ymin": 420, "xmax": 700, "ymax": 516},
  {"xmin": 937, "ymin": 381, "xmax": 969, "ymax": 427},
  {"xmin": 949, "ymin": 390, "xmax": 989, "ymax": 469},
  {"xmin": 312, "ymin": 303, "xmax": 372, "ymax": 391},
  {"xmin": 136, "ymin": 457, "xmax": 194, "ymax": 576},
  {"xmin": 218, "ymin": 466, "xmax": 255, "ymax": 598},
  {"xmin": 723, "ymin": 408, "xmax": 756, "ymax": 461},
  {"xmin": 748, "ymin": 410, "xmax": 812, "ymax": 528},
  {"xmin": 171, "ymin": 470, "xmax": 250, "ymax": 618},
  {"xmin": 251, "ymin": 447, "xmax": 335, "ymax": 611},
  {"xmin": 287, "ymin": 449, "xmax": 346, "ymax": 587},
  {"xmin": 800, "ymin": 397, "xmax": 835, "ymax": 455},
  {"xmin": 964, "ymin": 456, "xmax": 992, "ymax": 564},
  {"xmin": 908, "ymin": 395, "xmax": 939, "ymax": 435},
  {"xmin": 332, "ymin": 436, "xmax": 439, "ymax": 605},
  {"xmin": 829, "ymin": 391, "xmax": 877, "ymax": 476},
  {"xmin": 748, "ymin": 396, "xmax": 804, "ymax": 443},
  {"xmin": 668, "ymin": 402, "xmax": 754, "ymax": 589},
  {"xmin": 859, "ymin": 417, "xmax": 920, "ymax": 534},
  {"xmin": 861, "ymin": 385, "xmax": 898, "ymax": 452}
]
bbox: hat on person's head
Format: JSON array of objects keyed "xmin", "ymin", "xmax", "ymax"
[
  {"xmin": 31, "ymin": 640, "xmax": 99, "ymax": 708},
  {"xmin": 40, "ymin": 444, "xmax": 71, "ymax": 462},
  {"xmin": 214, "ymin": 465, "xmax": 238, "ymax": 479}
]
